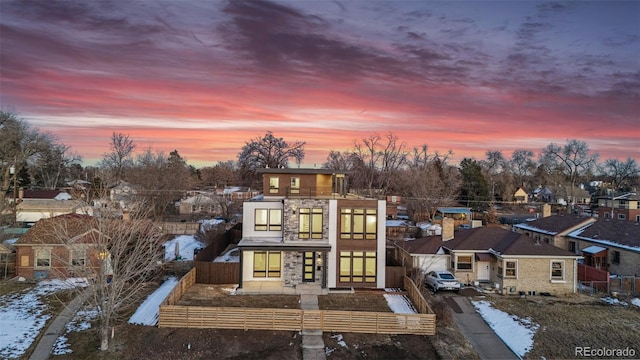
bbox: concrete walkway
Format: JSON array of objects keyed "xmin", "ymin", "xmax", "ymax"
[
  {"xmin": 29, "ymin": 289, "xmax": 90, "ymax": 360},
  {"xmin": 300, "ymin": 294, "xmax": 326, "ymax": 360},
  {"xmin": 448, "ymin": 295, "xmax": 519, "ymax": 360}
]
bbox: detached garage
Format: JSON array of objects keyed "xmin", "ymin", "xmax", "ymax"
[{"xmin": 394, "ymin": 237, "xmax": 449, "ymax": 274}]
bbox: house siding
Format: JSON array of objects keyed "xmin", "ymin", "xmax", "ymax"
[{"xmin": 499, "ymin": 257, "xmax": 577, "ymax": 296}]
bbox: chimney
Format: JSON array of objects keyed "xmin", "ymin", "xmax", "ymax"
[
  {"xmin": 542, "ymin": 203, "xmax": 551, "ymax": 218},
  {"xmin": 19, "ymin": 187, "xmax": 24, "ymax": 200},
  {"xmin": 442, "ymin": 217, "xmax": 454, "ymax": 241}
]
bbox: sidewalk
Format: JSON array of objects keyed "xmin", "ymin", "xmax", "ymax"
[
  {"xmin": 448, "ymin": 296, "xmax": 519, "ymax": 360},
  {"xmin": 300, "ymin": 293, "xmax": 326, "ymax": 360},
  {"xmin": 29, "ymin": 289, "xmax": 90, "ymax": 360}
]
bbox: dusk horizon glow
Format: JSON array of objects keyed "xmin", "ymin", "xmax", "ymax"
[{"xmin": 1, "ymin": 1, "xmax": 638, "ymax": 168}]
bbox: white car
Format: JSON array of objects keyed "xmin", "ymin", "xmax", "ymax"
[{"xmin": 425, "ymin": 271, "xmax": 461, "ymax": 293}]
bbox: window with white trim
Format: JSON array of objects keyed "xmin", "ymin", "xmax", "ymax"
[
  {"xmin": 456, "ymin": 255, "xmax": 472, "ymax": 270},
  {"xmin": 505, "ymin": 261, "xmax": 517, "ymax": 278},
  {"xmin": 35, "ymin": 248, "xmax": 51, "ymax": 269},
  {"xmin": 70, "ymin": 247, "xmax": 86, "ymax": 267},
  {"xmin": 551, "ymin": 260, "xmax": 564, "ymax": 280}
]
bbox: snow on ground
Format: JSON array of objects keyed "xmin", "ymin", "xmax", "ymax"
[
  {"xmin": 51, "ymin": 306, "xmax": 99, "ymax": 355},
  {"xmin": 213, "ymin": 247, "xmax": 240, "ymax": 262},
  {"xmin": 199, "ymin": 218, "xmax": 225, "ymax": 233},
  {"xmin": 600, "ymin": 297, "xmax": 628, "ymax": 306},
  {"xmin": 632, "ymin": 298, "xmax": 640, "ymax": 308},
  {"xmin": 163, "ymin": 235, "xmax": 205, "ymax": 261},
  {"xmin": 383, "ymin": 294, "xmax": 418, "ymax": 314},
  {"xmin": 128, "ymin": 277, "xmax": 179, "ymax": 326},
  {"xmin": 0, "ymin": 278, "xmax": 87, "ymax": 359},
  {"xmin": 472, "ymin": 300, "xmax": 539, "ymax": 358}
]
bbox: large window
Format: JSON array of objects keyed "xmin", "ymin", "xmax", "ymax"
[
  {"xmin": 340, "ymin": 208, "xmax": 377, "ymax": 239},
  {"xmin": 551, "ymin": 261, "xmax": 564, "ymax": 280},
  {"xmin": 35, "ymin": 248, "xmax": 51, "ymax": 268},
  {"xmin": 290, "ymin": 177, "xmax": 300, "ymax": 194},
  {"xmin": 269, "ymin": 177, "xmax": 279, "ymax": 194},
  {"xmin": 456, "ymin": 255, "xmax": 472, "ymax": 270},
  {"xmin": 299, "ymin": 208, "xmax": 323, "ymax": 239},
  {"xmin": 253, "ymin": 251, "xmax": 281, "ymax": 278},
  {"xmin": 255, "ymin": 209, "xmax": 282, "ymax": 231},
  {"xmin": 339, "ymin": 251, "xmax": 376, "ymax": 283}
]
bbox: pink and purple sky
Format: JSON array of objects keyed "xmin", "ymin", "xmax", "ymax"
[{"xmin": 1, "ymin": 1, "xmax": 638, "ymax": 167}]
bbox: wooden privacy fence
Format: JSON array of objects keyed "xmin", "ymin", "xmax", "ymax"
[
  {"xmin": 403, "ymin": 275, "xmax": 433, "ymax": 315},
  {"xmin": 385, "ymin": 266, "xmax": 405, "ymax": 289},
  {"xmin": 162, "ymin": 268, "xmax": 196, "ymax": 306},
  {"xmin": 195, "ymin": 261, "xmax": 239, "ymax": 284},
  {"xmin": 158, "ymin": 306, "xmax": 435, "ymax": 335}
]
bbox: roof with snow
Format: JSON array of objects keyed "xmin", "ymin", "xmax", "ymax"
[
  {"xmin": 386, "ymin": 220, "xmax": 412, "ymax": 227},
  {"xmin": 437, "ymin": 207, "xmax": 471, "ymax": 214},
  {"xmin": 513, "ymin": 215, "xmax": 595, "ymax": 235},
  {"xmin": 568, "ymin": 220, "xmax": 640, "ymax": 253}
]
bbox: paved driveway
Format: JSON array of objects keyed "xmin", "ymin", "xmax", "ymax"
[{"xmin": 438, "ymin": 292, "xmax": 519, "ymax": 360}]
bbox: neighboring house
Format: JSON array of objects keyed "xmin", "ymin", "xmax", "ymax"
[
  {"xmin": 385, "ymin": 195, "xmax": 402, "ymax": 219},
  {"xmin": 217, "ymin": 186, "xmax": 260, "ymax": 201},
  {"xmin": 512, "ymin": 214, "xmax": 596, "ymax": 251},
  {"xmin": 237, "ymin": 168, "xmax": 386, "ymax": 293},
  {"xmin": 597, "ymin": 193, "xmax": 640, "ymax": 222},
  {"xmin": 434, "ymin": 207, "xmax": 472, "ymax": 228},
  {"xmin": 13, "ymin": 214, "xmax": 102, "ymax": 279},
  {"xmin": 532, "ymin": 186, "xmax": 554, "ymax": 203},
  {"xmin": 416, "ymin": 222, "xmax": 442, "ymax": 237},
  {"xmin": 395, "ymin": 236, "xmax": 449, "ymax": 274},
  {"xmin": 398, "ymin": 221, "xmax": 582, "ymax": 295},
  {"xmin": 513, "ymin": 188, "xmax": 528, "ymax": 204},
  {"xmin": 386, "ymin": 219, "xmax": 417, "ymax": 241},
  {"xmin": 567, "ymin": 219, "xmax": 640, "ymax": 277},
  {"xmin": 179, "ymin": 193, "xmax": 217, "ymax": 215},
  {"xmin": 16, "ymin": 194, "xmax": 93, "ymax": 224}
]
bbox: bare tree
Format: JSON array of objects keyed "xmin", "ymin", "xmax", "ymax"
[
  {"xmin": 351, "ymin": 132, "xmax": 409, "ymax": 195},
  {"xmin": 47, "ymin": 207, "xmax": 164, "ymax": 351},
  {"xmin": 509, "ymin": 149, "xmax": 535, "ymax": 187},
  {"xmin": 32, "ymin": 143, "xmax": 82, "ymax": 190},
  {"xmin": 540, "ymin": 139, "xmax": 599, "ymax": 204},
  {"xmin": 101, "ymin": 132, "xmax": 136, "ymax": 184},
  {"xmin": 237, "ymin": 131, "xmax": 305, "ymax": 187},
  {"xmin": 199, "ymin": 161, "xmax": 238, "ymax": 188},
  {"xmin": 602, "ymin": 157, "xmax": 639, "ymax": 192},
  {"xmin": 0, "ymin": 111, "xmax": 51, "ymax": 202}
]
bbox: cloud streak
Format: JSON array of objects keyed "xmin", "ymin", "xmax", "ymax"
[{"xmin": 0, "ymin": 0, "xmax": 638, "ymax": 166}]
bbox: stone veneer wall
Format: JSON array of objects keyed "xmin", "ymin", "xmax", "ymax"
[
  {"xmin": 282, "ymin": 199, "xmax": 330, "ymax": 242},
  {"xmin": 282, "ymin": 251, "xmax": 323, "ymax": 287}
]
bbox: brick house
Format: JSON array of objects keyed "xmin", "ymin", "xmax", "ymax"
[
  {"xmin": 567, "ymin": 219, "xmax": 640, "ymax": 277},
  {"xmin": 597, "ymin": 193, "xmax": 640, "ymax": 222},
  {"xmin": 13, "ymin": 214, "xmax": 102, "ymax": 279},
  {"xmin": 237, "ymin": 168, "xmax": 386, "ymax": 293},
  {"xmin": 512, "ymin": 214, "xmax": 596, "ymax": 250},
  {"xmin": 396, "ymin": 221, "xmax": 582, "ymax": 296}
]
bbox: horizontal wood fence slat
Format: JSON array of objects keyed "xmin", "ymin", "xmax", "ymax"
[
  {"xmin": 158, "ymin": 305, "xmax": 435, "ymax": 335},
  {"xmin": 158, "ymin": 263, "xmax": 436, "ymax": 335}
]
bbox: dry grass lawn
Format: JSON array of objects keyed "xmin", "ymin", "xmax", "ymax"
[{"xmin": 487, "ymin": 294, "xmax": 640, "ymax": 359}]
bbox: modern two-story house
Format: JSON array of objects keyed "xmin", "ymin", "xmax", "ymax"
[
  {"xmin": 237, "ymin": 168, "xmax": 386, "ymax": 294},
  {"xmin": 597, "ymin": 193, "xmax": 640, "ymax": 222}
]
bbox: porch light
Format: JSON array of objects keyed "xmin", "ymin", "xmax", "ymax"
[{"xmin": 98, "ymin": 249, "xmax": 108, "ymax": 261}]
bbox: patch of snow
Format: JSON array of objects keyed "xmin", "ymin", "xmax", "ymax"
[
  {"xmin": 600, "ymin": 297, "xmax": 628, "ymax": 306},
  {"xmin": 221, "ymin": 286, "xmax": 237, "ymax": 295},
  {"xmin": 472, "ymin": 300, "xmax": 539, "ymax": 358},
  {"xmin": 0, "ymin": 279, "xmax": 87, "ymax": 359},
  {"xmin": 52, "ymin": 335, "xmax": 72, "ymax": 355},
  {"xmin": 331, "ymin": 334, "xmax": 348, "ymax": 348},
  {"xmin": 163, "ymin": 235, "xmax": 205, "ymax": 261},
  {"xmin": 55, "ymin": 192, "xmax": 72, "ymax": 200},
  {"xmin": 383, "ymin": 294, "xmax": 417, "ymax": 314},
  {"xmin": 52, "ymin": 306, "xmax": 100, "ymax": 355},
  {"xmin": 199, "ymin": 218, "xmax": 225, "ymax": 233},
  {"xmin": 213, "ymin": 247, "xmax": 240, "ymax": 263},
  {"xmin": 631, "ymin": 298, "xmax": 640, "ymax": 308},
  {"xmin": 128, "ymin": 277, "xmax": 179, "ymax": 326}
]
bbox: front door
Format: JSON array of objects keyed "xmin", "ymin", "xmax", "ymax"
[
  {"xmin": 303, "ymin": 252, "xmax": 315, "ymax": 282},
  {"xmin": 477, "ymin": 261, "xmax": 490, "ymax": 281}
]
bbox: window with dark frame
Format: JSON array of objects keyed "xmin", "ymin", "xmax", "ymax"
[
  {"xmin": 269, "ymin": 177, "xmax": 279, "ymax": 194},
  {"xmin": 253, "ymin": 251, "xmax": 281, "ymax": 278},
  {"xmin": 340, "ymin": 208, "xmax": 377, "ymax": 239},
  {"xmin": 339, "ymin": 251, "xmax": 376, "ymax": 283},
  {"xmin": 290, "ymin": 177, "xmax": 300, "ymax": 194},
  {"xmin": 612, "ymin": 251, "xmax": 620, "ymax": 264},
  {"xmin": 254, "ymin": 208, "xmax": 282, "ymax": 231},
  {"xmin": 299, "ymin": 208, "xmax": 323, "ymax": 239}
]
